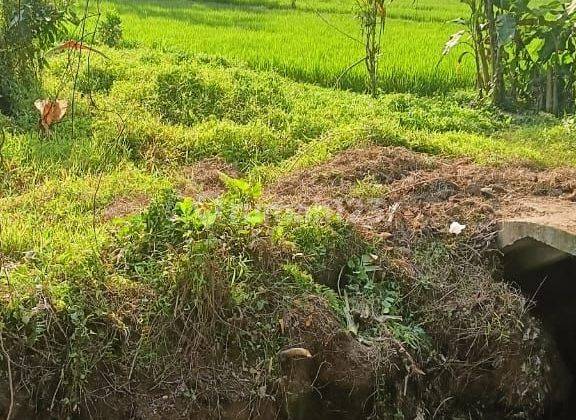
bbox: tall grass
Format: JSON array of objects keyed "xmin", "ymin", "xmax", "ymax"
[{"xmin": 101, "ymin": 0, "xmax": 475, "ymax": 94}]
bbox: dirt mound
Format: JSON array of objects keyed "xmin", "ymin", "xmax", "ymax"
[
  {"xmin": 178, "ymin": 157, "xmax": 240, "ymax": 200},
  {"xmin": 268, "ymin": 146, "xmax": 576, "ymax": 247},
  {"xmin": 268, "ymin": 146, "xmax": 576, "ymax": 418},
  {"xmin": 103, "ymin": 194, "xmax": 151, "ymax": 221}
]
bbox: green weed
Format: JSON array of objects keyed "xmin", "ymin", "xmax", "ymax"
[{"xmin": 350, "ymin": 176, "xmax": 388, "ymax": 199}]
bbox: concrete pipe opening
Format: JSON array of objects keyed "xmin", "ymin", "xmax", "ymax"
[{"xmin": 501, "ymin": 222, "xmax": 576, "ymax": 419}]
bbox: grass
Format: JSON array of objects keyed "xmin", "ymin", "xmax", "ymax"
[
  {"xmin": 0, "ymin": 1, "xmax": 575, "ymax": 416},
  {"xmin": 3, "ymin": 46, "xmax": 576, "ymax": 198},
  {"xmin": 100, "ymin": 0, "xmax": 475, "ymax": 94},
  {"xmin": 1, "ymin": 44, "xmax": 575, "ymax": 327}
]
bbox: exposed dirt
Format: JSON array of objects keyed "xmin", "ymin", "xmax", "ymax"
[
  {"xmin": 177, "ymin": 157, "xmax": 240, "ymax": 200},
  {"xmin": 268, "ymin": 146, "xmax": 576, "ymax": 242},
  {"xmin": 102, "ymin": 194, "xmax": 152, "ymax": 221},
  {"xmin": 279, "ymin": 296, "xmax": 390, "ymax": 420},
  {"xmin": 502, "ymin": 197, "xmax": 576, "ymax": 236}
]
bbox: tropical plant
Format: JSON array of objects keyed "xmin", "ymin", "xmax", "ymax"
[{"xmin": 443, "ymin": 0, "xmax": 576, "ymax": 114}]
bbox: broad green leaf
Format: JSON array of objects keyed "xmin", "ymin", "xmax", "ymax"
[
  {"xmin": 199, "ymin": 210, "xmax": 217, "ymax": 229},
  {"xmin": 525, "ymin": 38, "xmax": 544, "ymax": 62},
  {"xmin": 176, "ymin": 198, "xmax": 195, "ymax": 217},
  {"xmin": 496, "ymin": 13, "xmax": 516, "ymax": 47},
  {"xmin": 538, "ymin": 31, "xmax": 561, "ymax": 62},
  {"xmin": 245, "ymin": 209, "xmax": 265, "ymax": 226}
]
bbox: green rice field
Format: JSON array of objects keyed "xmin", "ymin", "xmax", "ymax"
[{"xmin": 101, "ymin": 0, "xmax": 475, "ymax": 94}]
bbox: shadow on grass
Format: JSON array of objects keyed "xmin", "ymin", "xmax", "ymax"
[
  {"xmin": 108, "ymin": 0, "xmax": 452, "ymax": 22},
  {"xmin": 108, "ymin": 0, "xmax": 268, "ymax": 31}
]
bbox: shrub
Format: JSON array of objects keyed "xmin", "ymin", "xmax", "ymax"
[
  {"xmin": 98, "ymin": 10, "xmax": 122, "ymax": 47},
  {"xmin": 77, "ymin": 66, "xmax": 116, "ymax": 94},
  {"xmin": 0, "ymin": 0, "xmax": 73, "ymax": 114}
]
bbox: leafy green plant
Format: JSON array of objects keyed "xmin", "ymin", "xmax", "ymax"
[
  {"xmin": 220, "ymin": 173, "xmax": 262, "ymax": 204},
  {"xmin": 355, "ymin": 0, "xmax": 391, "ymax": 97},
  {"xmin": 0, "ymin": 0, "xmax": 74, "ymax": 114},
  {"xmin": 98, "ymin": 10, "xmax": 122, "ymax": 47},
  {"xmin": 443, "ymin": 0, "xmax": 576, "ymax": 114},
  {"xmin": 276, "ymin": 206, "xmax": 359, "ymax": 278},
  {"xmin": 345, "ymin": 254, "xmax": 428, "ymax": 350}
]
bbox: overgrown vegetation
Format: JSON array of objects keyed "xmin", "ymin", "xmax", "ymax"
[
  {"xmin": 98, "ymin": 9, "xmax": 122, "ymax": 47},
  {"xmin": 0, "ymin": 180, "xmax": 373, "ymax": 417},
  {"xmin": 0, "ymin": 0, "xmax": 73, "ymax": 114},
  {"xmin": 1, "ymin": 1, "xmax": 576, "ymax": 418},
  {"xmin": 445, "ymin": 0, "xmax": 576, "ymax": 114}
]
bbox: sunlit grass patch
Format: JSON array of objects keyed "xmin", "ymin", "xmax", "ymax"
[{"xmin": 99, "ymin": 0, "xmax": 474, "ymax": 95}]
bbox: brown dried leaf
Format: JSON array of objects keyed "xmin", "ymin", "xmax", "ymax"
[{"xmin": 34, "ymin": 99, "xmax": 68, "ymax": 133}]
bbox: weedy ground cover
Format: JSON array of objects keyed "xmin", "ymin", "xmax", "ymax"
[{"xmin": 0, "ymin": 3, "xmax": 575, "ymax": 417}]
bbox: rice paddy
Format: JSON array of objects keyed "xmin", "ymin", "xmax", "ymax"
[{"xmin": 101, "ymin": 0, "xmax": 475, "ymax": 94}]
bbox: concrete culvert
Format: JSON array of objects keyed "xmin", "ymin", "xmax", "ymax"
[{"xmin": 500, "ymin": 203, "xmax": 576, "ymax": 420}]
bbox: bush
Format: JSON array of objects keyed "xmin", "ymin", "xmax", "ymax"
[
  {"xmin": 77, "ymin": 66, "xmax": 116, "ymax": 94},
  {"xmin": 98, "ymin": 10, "xmax": 122, "ymax": 47},
  {"xmin": 0, "ymin": 0, "xmax": 73, "ymax": 114}
]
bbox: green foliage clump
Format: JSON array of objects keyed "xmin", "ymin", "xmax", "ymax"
[
  {"xmin": 386, "ymin": 93, "xmax": 509, "ymax": 134},
  {"xmin": 77, "ymin": 66, "xmax": 117, "ymax": 94},
  {"xmin": 445, "ymin": 0, "xmax": 576, "ymax": 114},
  {"xmin": 117, "ymin": 183, "xmax": 358, "ymax": 286},
  {"xmin": 98, "ymin": 10, "xmax": 123, "ymax": 47},
  {"xmin": 345, "ymin": 254, "xmax": 429, "ymax": 350},
  {"xmin": 275, "ymin": 205, "xmax": 361, "ymax": 279},
  {"xmin": 0, "ymin": 0, "xmax": 73, "ymax": 114},
  {"xmin": 155, "ymin": 66, "xmax": 291, "ymax": 126}
]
